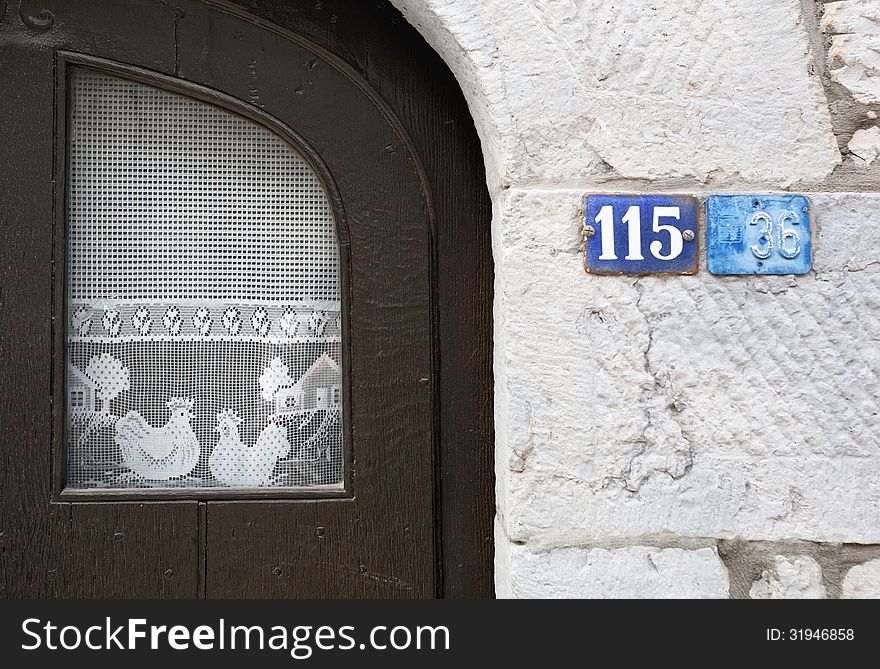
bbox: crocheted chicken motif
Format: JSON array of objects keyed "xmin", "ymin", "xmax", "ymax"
[
  {"xmin": 115, "ymin": 398, "xmax": 199, "ymax": 480},
  {"xmin": 209, "ymin": 410, "xmax": 290, "ymax": 487}
]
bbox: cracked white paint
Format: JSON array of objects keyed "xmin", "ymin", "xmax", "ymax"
[
  {"xmin": 823, "ymin": 0, "xmax": 880, "ymax": 105},
  {"xmin": 750, "ymin": 556, "xmax": 827, "ymax": 599},
  {"xmin": 390, "ymin": 0, "xmax": 840, "ymax": 191},
  {"xmin": 848, "ymin": 125, "xmax": 880, "ymax": 165},
  {"xmin": 495, "ymin": 521, "xmax": 730, "ymax": 598},
  {"xmin": 823, "ymin": 0, "xmax": 880, "ymax": 35},
  {"xmin": 494, "ymin": 189, "xmax": 880, "ymax": 553}
]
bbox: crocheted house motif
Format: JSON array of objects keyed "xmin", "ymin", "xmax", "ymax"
[{"xmin": 274, "ymin": 353, "xmax": 341, "ymax": 418}]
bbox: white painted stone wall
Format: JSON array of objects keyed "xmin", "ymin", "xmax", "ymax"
[
  {"xmin": 389, "ymin": 0, "xmax": 880, "ymax": 597},
  {"xmin": 749, "ymin": 556, "xmax": 827, "ymax": 599},
  {"xmin": 823, "ymin": 0, "xmax": 880, "ymax": 105},
  {"xmin": 841, "ymin": 559, "xmax": 880, "ymax": 598}
]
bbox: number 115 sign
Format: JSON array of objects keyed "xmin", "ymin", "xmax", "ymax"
[{"xmin": 583, "ymin": 194, "xmax": 699, "ymax": 275}]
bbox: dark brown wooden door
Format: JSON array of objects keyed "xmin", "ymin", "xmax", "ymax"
[{"xmin": 0, "ymin": 0, "xmax": 492, "ymax": 598}]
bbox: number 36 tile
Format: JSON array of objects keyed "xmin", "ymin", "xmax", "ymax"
[{"xmin": 706, "ymin": 194, "xmax": 812, "ymax": 275}]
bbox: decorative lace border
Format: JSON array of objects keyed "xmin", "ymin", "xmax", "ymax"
[{"xmin": 69, "ymin": 301, "xmax": 342, "ymax": 343}]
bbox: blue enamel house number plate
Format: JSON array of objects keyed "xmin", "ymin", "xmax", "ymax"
[
  {"xmin": 707, "ymin": 194, "xmax": 812, "ymax": 275},
  {"xmin": 583, "ymin": 194, "xmax": 699, "ymax": 275}
]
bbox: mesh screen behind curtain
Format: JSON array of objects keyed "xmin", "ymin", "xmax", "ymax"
[{"xmin": 66, "ymin": 67, "xmax": 343, "ymax": 490}]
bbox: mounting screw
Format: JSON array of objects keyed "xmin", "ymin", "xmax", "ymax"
[
  {"xmin": 683, "ymin": 230, "xmax": 695, "ymax": 242},
  {"xmin": 583, "ymin": 225, "xmax": 596, "ymax": 238}
]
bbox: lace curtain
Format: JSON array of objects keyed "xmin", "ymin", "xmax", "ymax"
[{"xmin": 66, "ymin": 68, "xmax": 343, "ymax": 490}]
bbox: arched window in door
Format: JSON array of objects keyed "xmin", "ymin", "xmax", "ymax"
[{"xmin": 65, "ymin": 67, "xmax": 343, "ymax": 490}]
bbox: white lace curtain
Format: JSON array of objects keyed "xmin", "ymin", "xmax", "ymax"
[{"xmin": 66, "ymin": 67, "xmax": 343, "ymax": 490}]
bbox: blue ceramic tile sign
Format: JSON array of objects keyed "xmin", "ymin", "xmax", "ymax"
[
  {"xmin": 583, "ymin": 194, "xmax": 699, "ymax": 275},
  {"xmin": 707, "ymin": 195, "xmax": 811, "ymax": 275}
]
